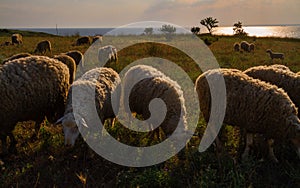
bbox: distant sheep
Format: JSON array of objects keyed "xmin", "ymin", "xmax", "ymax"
[
  {"xmin": 0, "ymin": 56, "xmax": 70, "ymax": 153},
  {"xmin": 240, "ymin": 41, "xmax": 251, "ymax": 52},
  {"xmin": 34, "ymin": 40, "xmax": 51, "ymax": 55},
  {"xmin": 98, "ymin": 45, "xmax": 118, "ymax": 64},
  {"xmin": 76, "ymin": 36, "xmax": 91, "ymax": 46},
  {"xmin": 121, "ymin": 65, "xmax": 187, "ymax": 138},
  {"xmin": 266, "ymin": 49, "xmax": 284, "ymax": 61},
  {"xmin": 2, "ymin": 53, "xmax": 31, "ymax": 64},
  {"xmin": 56, "ymin": 67, "xmax": 120, "ymax": 146},
  {"xmin": 244, "ymin": 65, "xmax": 300, "ymax": 118},
  {"xmin": 11, "ymin": 33, "xmax": 23, "ymax": 45},
  {"xmin": 249, "ymin": 43, "xmax": 255, "ymax": 52},
  {"xmin": 64, "ymin": 50, "xmax": 84, "ymax": 68},
  {"xmin": 233, "ymin": 42, "xmax": 240, "ymax": 52},
  {"xmin": 195, "ymin": 68, "xmax": 300, "ymax": 162},
  {"xmin": 92, "ymin": 35, "xmax": 103, "ymax": 44},
  {"xmin": 54, "ymin": 54, "xmax": 76, "ymax": 84}
]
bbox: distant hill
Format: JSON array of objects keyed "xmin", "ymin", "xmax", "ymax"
[{"xmin": 0, "ymin": 28, "xmax": 57, "ymax": 37}]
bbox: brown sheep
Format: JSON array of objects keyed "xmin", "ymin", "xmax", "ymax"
[
  {"xmin": 34, "ymin": 40, "xmax": 52, "ymax": 55},
  {"xmin": 11, "ymin": 33, "xmax": 23, "ymax": 45}
]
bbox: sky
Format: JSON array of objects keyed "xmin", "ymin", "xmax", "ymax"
[{"xmin": 0, "ymin": 0, "xmax": 299, "ymax": 28}]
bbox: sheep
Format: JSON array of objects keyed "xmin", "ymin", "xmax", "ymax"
[
  {"xmin": 195, "ymin": 68, "xmax": 300, "ymax": 162},
  {"xmin": 54, "ymin": 54, "xmax": 76, "ymax": 84},
  {"xmin": 240, "ymin": 41, "xmax": 251, "ymax": 52},
  {"xmin": 244, "ymin": 65, "xmax": 300, "ymax": 118},
  {"xmin": 233, "ymin": 42, "xmax": 240, "ymax": 52},
  {"xmin": 11, "ymin": 33, "xmax": 22, "ymax": 45},
  {"xmin": 64, "ymin": 50, "xmax": 84, "ymax": 68},
  {"xmin": 55, "ymin": 67, "xmax": 121, "ymax": 146},
  {"xmin": 2, "ymin": 53, "xmax": 31, "ymax": 64},
  {"xmin": 92, "ymin": 35, "xmax": 103, "ymax": 44},
  {"xmin": 34, "ymin": 40, "xmax": 51, "ymax": 55},
  {"xmin": 121, "ymin": 65, "xmax": 187, "ymax": 139},
  {"xmin": 249, "ymin": 43, "xmax": 255, "ymax": 52},
  {"xmin": 76, "ymin": 36, "xmax": 91, "ymax": 46},
  {"xmin": 266, "ymin": 49, "xmax": 284, "ymax": 61},
  {"xmin": 0, "ymin": 56, "xmax": 70, "ymax": 154},
  {"xmin": 98, "ymin": 45, "xmax": 118, "ymax": 64}
]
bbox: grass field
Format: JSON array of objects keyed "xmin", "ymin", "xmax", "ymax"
[{"xmin": 0, "ymin": 30, "xmax": 300, "ymax": 187}]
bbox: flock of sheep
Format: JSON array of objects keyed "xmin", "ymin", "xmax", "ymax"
[
  {"xmin": 233, "ymin": 40, "xmax": 284, "ymax": 62},
  {"xmin": 0, "ymin": 33, "xmax": 299, "ymax": 165}
]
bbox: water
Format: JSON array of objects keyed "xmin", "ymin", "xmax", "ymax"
[{"xmin": 16, "ymin": 25, "xmax": 300, "ymax": 38}]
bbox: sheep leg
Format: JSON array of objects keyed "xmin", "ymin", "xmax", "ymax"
[
  {"xmin": 241, "ymin": 133, "xmax": 253, "ymax": 161},
  {"xmin": 267, "ymin": 139, "xmax": 279, "ymax": 163}
]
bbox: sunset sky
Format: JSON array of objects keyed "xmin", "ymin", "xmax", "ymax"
[{"xmin": 1, "ymin": 0, "xmax": 299, "ymax": 28}]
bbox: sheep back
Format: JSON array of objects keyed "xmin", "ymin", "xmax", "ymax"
[
  {"xmin": 2, "ymin": 53, "xmax": 31, "ymax": 64},
  {"xmin": 244, "ymin": 65, "xmax": 300, "ymax": 115},
  {"xmin": 122, "ymin": 65, "xmax": 187, "ymax": 136}
]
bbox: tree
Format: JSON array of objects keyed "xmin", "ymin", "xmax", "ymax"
[
  {"xmin": 200, "ymin": 17, "xmax": 219, "ymax": 35},
  {"xmin": 191, "ymin": 26, "xmax": 200, "ymax": 35},
  {"xmin": 233, "ymin": 21, "xmax": 248, "ymax": 36},
  {"xmin": 144, "ymin": 27, "xmax": 153, "ymax": 35},
  {"xmin": 160, "ymin": 24, "xmax": 176, "ymax": 40}
]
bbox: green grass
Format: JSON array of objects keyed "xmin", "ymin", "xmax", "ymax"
[{"xmin": 1, "ymin": 29, "xmax": 300, "ymax": 187}]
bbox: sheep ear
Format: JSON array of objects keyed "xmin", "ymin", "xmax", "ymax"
[
  {"xmin": 55, "ymin": 116, "xmax": 64, "ymax": 125},
  {"xmin": 75, "ymin": 118, "xmax": 88, "ymax": 128}
]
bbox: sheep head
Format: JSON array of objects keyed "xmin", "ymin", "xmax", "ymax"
[{"xmin": 56, "ymin": 113, "xmax": 86, "ymax": 146}]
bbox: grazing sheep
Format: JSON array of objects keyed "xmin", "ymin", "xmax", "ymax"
[
  {"xmin": 233, "ymin": 42, "xmax": 240, "ymax": 52},
  {"xmin": 98, "ymin": 45, "xmax": 118, "ymax": 64},
  {"xmin": 56, "ymin": 67, "xmax": 120, "ymax": 146},
  {"xmin": 0, "ymin": 56, "xmax": 70, "ymax": 153},
  {"xmin": 240, "ymin": 41, "xmax": 251, "ymax": 52},
  {"xmin": 34, "ymin": 40, "xmax": 51, "ymax": 55},
  {"xmin": 249, "ymin": 43, "xmax": 255, "ymax": 52},
  {"xmin": 195, "ymin": 68, "xmax": 300, "ymax": 162},
  {"xmin": 266, "ymin": 49, "xmax": 284, "ymax": 61},
  {"xmin": 2, "ymin": 53, "xmax": 31, "ymax": 64},
  {"xmin": 92, "ymin": 35, "xmax": 103, "ymax": 44},
  {"xmin": 64, "ymin": 50, "xmax": 84, "ymax": 68},
  {"xmin": 76, "ymin": 36, "xmax": 91, "ymax": 46},
  {"xmin": 121, "ymin": 65, "xmax": 187, "ymax": 138},
  {"xmin": 11, "ymin": 33, "xmax": 23, "ymax": 45},
  {"xmin": 244, "ymin": 65, "xmax": 300, "ymax": 118},
  {"xmin": 54, "ymin": 54, "xmax": 76, "ymax": 84}
]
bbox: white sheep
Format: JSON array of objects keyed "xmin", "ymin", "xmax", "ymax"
[
  {"xmin": 195, "ymin": 68, "xmax": 300, "ymax": 162},
  {"xmin": 98, "ymin": 45, "xmax": 118, "ymax": 64},
  {"xmin": 121, "ymin": 65, "xmax": 187, "ymax": 139},
  {"xmin": 266, "ymin": 49, "xmax": 284, "ymax": 62},
  {"xmin": 0, "ymin": 56, "xmax": 70, "ymax": 153},
  {"xmin": 56, "ymin": 67, "xmax": 120, "ymax": 146}
]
